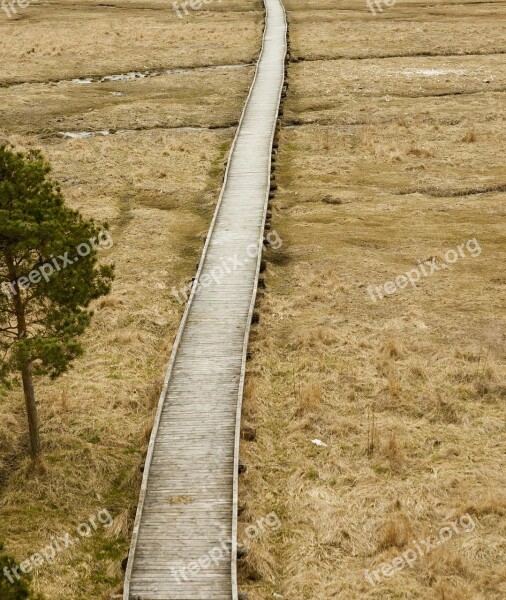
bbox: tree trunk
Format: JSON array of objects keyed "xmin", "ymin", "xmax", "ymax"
[
  {"xmin": 5, "ymin": 253, "xmax": 41, "ymax": 458},
  {"xmin": 21, "ymin": 363, "xmax": 41, "ymax": 458}
]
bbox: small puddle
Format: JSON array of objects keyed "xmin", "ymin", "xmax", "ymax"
[
  {"xmin": 2, "ymin": 63, "xmax": 255, "ymax": 90},
  {"xmin": 58, "ymin": 125, "xmax": 231, "ymax": 139},
  {"xmin": 100, "ymin": 72, "xmax": 150, "ymax": 82},
  {"xmin": 59, "ymin": 63, "xmax": 255, "ymax": 86},
  {"xmin": 60, "ymin": 130, "xmax": 111, "ymax": 139}
]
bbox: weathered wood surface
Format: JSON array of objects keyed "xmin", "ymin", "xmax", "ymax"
[{"xmin": 123, "ymin": 1, "xmax": 287, "ymax": 598}]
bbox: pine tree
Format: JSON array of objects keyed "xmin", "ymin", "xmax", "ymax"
[{"xmin": 0, "ymin": 145, "xmax": 114, "ymax": 458}]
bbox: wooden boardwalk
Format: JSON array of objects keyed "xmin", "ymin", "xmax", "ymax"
[{"xmin": 123, "ymin": 0, "xmax": 287, "ymax": 598}]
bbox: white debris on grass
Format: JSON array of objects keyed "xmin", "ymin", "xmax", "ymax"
[
  {"xmin": 311, "ymin": 439, "xmax": 327, "ymax": 447},
  {"xmin": 401, "ymin": 68, "xmax": 466, "ymax": 77}
]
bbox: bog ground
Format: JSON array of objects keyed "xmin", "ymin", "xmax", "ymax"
[
  {"xmin": 0, "ymin": 0, "xmax": 505, "ymax": 599},
  {"xmin": 239, "ymin": 1, "xmax": 506, "ymax": 599},
  {"xmin": 0, "ymin": 1, "xmax": 262, "ymax": 598}
]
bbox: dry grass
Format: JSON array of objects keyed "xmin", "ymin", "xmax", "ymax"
[
  {"xmin": 0, "ymin": 67, "xmax": 255, "ymax": 136},
  {"xmin": 0, "ymin": 0, "xmax": 263, "ymax": 84},
  {"xmin": 239, "ymin": 1, "xmax": 506, "ymax": 599},
  {"xmin": 286, "ymin": 0, "xmax": 506, "ymax": 60},
  {"xmin": 0, "ymin": 127, "xmax": 235, "ymax": 599},
  {"xmin": 0, "ymin": 0, "xmax": 259, "ymax": 598},
  {"xmin": 1, "ymin": 0, "xmax": 505, "ymax": 598}
]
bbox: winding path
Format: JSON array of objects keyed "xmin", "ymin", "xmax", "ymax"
[{"xmin": 123, "ymin": 0, "xmax": 287, "ymax": 598}]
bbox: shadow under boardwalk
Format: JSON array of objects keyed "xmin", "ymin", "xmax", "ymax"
[{"xmin": 123, "ymin": 1, "xmax": 287, "ymax": 599}]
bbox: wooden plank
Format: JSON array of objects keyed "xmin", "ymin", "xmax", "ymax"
[{"xmin": 123, "ymin": 0, "xmax": 287, "ymax": 598}]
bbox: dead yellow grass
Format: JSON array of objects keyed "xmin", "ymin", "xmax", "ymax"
[
  {"xmin": 0, "ymin": 0, "xmax": 263, "ymax": 84},
  {"xmin": 0, "ymin": 126, "xmax": 236, "ymax": 599},
  {"xmin": 286, "ymin": 0, "xmax": 506, "ymax": 61},
  {"xmin": 0, "ymin": 67, "xmax": 255, "ymax": 136},
  {"xmin": 239, "ymin": 1, "xmax": 506, "ymax": 599},
  {"xmin": 0, "ymin": 2, "xmax": 259, "ymax": 598}
]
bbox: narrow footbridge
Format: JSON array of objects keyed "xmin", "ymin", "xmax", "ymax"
[{"xmin": 123, "ymin": 0, "xmax": 287, "ymax": 598}]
